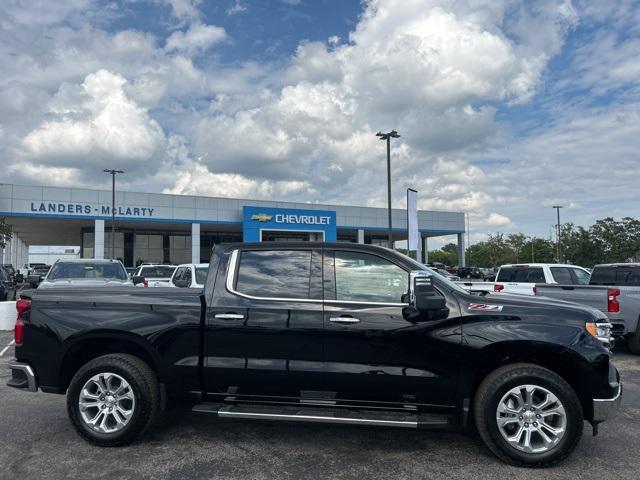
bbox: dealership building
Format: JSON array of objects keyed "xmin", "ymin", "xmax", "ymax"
[{"xmin": 0, "ymin": 183, "xmax": 466, "ymax": 268}]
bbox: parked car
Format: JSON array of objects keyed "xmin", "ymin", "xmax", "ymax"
[
  {"xmin": 457, "ymin": 267, "xmax": 486, "ymax": 280},
  {"xmin": 132, "ymin": 264, "xmax": 177, "ymax": 287},
  {"xmin": 36, "ymin": 259, "xmax": 133, "ymax": 289},
  {"xmin": 2, "ymin": 264, "xmax": 22, "ymax": 284},
  {"xmin": 458, "ymin": 263, "xmax": 591, "ymax": 296},
  {"xmin": 480, "ymin": 267, "xmax": 497, "ymax": 281},
  {"xmin": 31, "ymin": 265, "xmax": 51, "ymax": 278},
  {"xmin": 170, "ymin": 263, "xmax": 209, "ymax": 288},
  {"xmin": 0, "ymin": 265, "xmax": 17, "ymax": 301},
  {"xmin": 536, "ymin": 262, "xmax": 640, "ymax": 354},
  {"xmin": 433, "ymin": 268, "xmax": 460, "ymax": 282},
  {"xmin": 8, "ymin": 243, "xmax": 620, "ymax": 467}
]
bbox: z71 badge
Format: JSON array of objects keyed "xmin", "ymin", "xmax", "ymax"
[{"xmin": 468, "ymin": 303, "xmax": 504, "ymax": 312}]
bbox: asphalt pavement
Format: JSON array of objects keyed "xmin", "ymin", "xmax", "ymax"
[{"xmin": 0, "ymin": 330, "xmax": 637, "ymax": 480}]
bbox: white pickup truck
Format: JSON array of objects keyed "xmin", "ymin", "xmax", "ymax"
[{"xmin": 457, "ymin": 263, "xmax": 591, "ymax": 296}]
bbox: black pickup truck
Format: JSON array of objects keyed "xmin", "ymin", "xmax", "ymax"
[{"xmin": 8, "ymin": 243, "xmax": 621, "ymax": 467}]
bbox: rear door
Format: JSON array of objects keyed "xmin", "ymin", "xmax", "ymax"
[
  {"xmin": 204, "ymin": 247, "xmax": 325, "ymax": 400},
  {"xmin": 321, "ymin": 248, "xmax": 462, "ymax": 408}
]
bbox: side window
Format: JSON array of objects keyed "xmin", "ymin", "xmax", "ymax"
[
  {"xmin": 334, "ymin": 251, "xmax": 408, "ymax": 303},
  {"xmin": 615, "ymin": 268, "xmax": 640, "ymax": 286},
  {"xmin": 173, "ymin": 267, "xmax": 185, "ymax": 283},
  {"xmin": 551, "ymin": 267, "xmax": 573, "ymax": 284},
  {"xmin": 571, "ymin": 268, "xmax": 591, "ymax": 285},
  {"xmin": 184, "ymin": 268, "xmax": 193, "ymax": 285},
  {"xmin": 235, "ymin": 250, "xmax": 312, "ymax": 299}
]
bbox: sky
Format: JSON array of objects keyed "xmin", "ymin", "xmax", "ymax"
[{"xmin": 1, "ymin": 0, "xmax": 639, "ymax": 248}]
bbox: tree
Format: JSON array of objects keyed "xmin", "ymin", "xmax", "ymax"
[
  {"xmin": 0, "ymin": 217, "xmax": 10, "ymax": 249},
  {"xmin": 507, "ymin": 233, "xmax": 527, "ymax": 263},
  {"xmin": 427, "ymin": 242, "xmax": 458, "ymax": 266}
]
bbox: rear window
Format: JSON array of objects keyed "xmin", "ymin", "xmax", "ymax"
[
  {"xmin": 140, "ymin": 266, "xmax": 176, "ymax": 278},
  {"xmin": 497, "ymin": 267, "xmax": 545, "ymax": 283},
  {"xmin": 591, "ymin": 266, "xmax": 640, "ymax": 286},
  {"xmin": 235, "ymin": 250, "xmax": 312, "ymax": 299}
]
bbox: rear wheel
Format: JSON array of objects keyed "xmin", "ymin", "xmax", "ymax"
[
  {"xmin": 474, "ymin": 363, "xmax": 583, "ymax": 467},
  {"xmin": 67, "ymin": 354, "xmax": 159, "ymax": 446}
]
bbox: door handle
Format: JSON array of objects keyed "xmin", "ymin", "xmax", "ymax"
[
  {"xmin": 214, "ymin": 313, "xmax": 244, "ymax": 320},
  {"xmin": 329, "ymin": 316, "xmax": 360, "ymax": 324}
]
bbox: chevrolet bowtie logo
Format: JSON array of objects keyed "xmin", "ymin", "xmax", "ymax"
[{"xmin": 251, "ymin": 213, "xmax": 273, "ymax": 222}]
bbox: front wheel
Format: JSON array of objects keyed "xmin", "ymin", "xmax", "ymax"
[
  {"xmin": 67, "ymin": 354, "xmax": 159, "ymax": 446},
  {"xmin": 474, "ymin": 363, "xmax": 583, "ymax": 467}
]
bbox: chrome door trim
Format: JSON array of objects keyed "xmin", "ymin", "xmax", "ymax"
[
  {"xmin": 329, "ymin": 317, "xmax": 361, "ymax": 324},
  {"xmin": 225, "ymin": 249, "xmax": 408, "ymax": 307}
]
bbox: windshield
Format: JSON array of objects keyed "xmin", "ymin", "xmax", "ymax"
[
  {"xmin": 195, "ymin": 267, "xmax": 208, "ymax": 285},
  {"xmin": 48, "ymin": 262, "xmax": 128, "ymax": 281},
  {"xmin": 401, "ymin": 253, "xmax": 469, "ymax": 294},
  {"xmin": 140, "ymin": 266, "xmax": 176, "ymax": 279}
]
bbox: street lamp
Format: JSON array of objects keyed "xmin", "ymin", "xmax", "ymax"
[
  {"xmin": 104, "ymin": 169, "xmax": 124, "ymax": 260},
  {"xmin": 376, "ymin": 130, "xmax": 400, "ymax": 248},
  {"xmin": 552, "ymin": 205, "xmax": 563, "ymax": 263}
]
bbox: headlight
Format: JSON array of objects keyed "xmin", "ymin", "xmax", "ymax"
[{"xmin": 586, "ymin": 321, "xmax": 613, "ymax": 347}]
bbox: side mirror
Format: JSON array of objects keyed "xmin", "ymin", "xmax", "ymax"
[
  {"xmin": 173, "ymin": 279, "xmax": 189, "ymax": 288},
  {"xmin": 403, "ymin": 271, "xmax": 448, "ymax": 322},
  {"xmin": 132, "ymin": 276, "xmax": 146, "ymax": 286}
]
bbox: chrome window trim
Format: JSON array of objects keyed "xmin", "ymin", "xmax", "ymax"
[{"xmin": 225, "ymin": 249, "xmax": 408, "ymax": 307}]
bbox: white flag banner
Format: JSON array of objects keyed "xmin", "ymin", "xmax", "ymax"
[{"xmin": 407, "ymin": 188, "xmax": 419, "ymax": 252}]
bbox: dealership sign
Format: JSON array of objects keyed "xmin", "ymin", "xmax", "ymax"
[
  {"xmin": 29, "ymin": 202, "xmax": 155, "ymax": 217},
  {"xmin": 243, "ymin": 205, "xmax": 337, "ymax": 242}
]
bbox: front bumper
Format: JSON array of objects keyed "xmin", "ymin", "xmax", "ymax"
[
  {"xmin": 7, "ymin": 361, "xmax": 38, "ymax": 392},
  {"xmin": 592, "ymin": 382, "xmax": 622, "ymax": 422}
]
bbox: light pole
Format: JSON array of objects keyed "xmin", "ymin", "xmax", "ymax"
[
  {"xmin": 376, "ymin": 130, "xmax": 400, "ymax": 248},
  {"xmin": 552, "ymin": 205, "xmax": 563, "ymax": 263},
  {"xmin": 104, "ymin": 169, "xmax": 124, "ymax": 259}
]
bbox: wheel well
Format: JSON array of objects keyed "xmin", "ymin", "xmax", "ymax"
[
  {"xmin": 59, "ymin": 337, "xmax": 159, "ymax": 392},
  {"xmin": 467, "ymin": 344, "xmax": 594, "ymax": 426}
]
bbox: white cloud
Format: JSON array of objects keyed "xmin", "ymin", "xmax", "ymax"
[
  {"xmin": 1, "ymin": 0, "xmax": 639, "ymax": 243},
  {"xmin": 165, "ymin": 160, "xmax": 315, "ymax": 199},
  {"xmin": 165, "ymin": 22, "xmax": 227, "ymax": 54},
  {"xmin": 21, "ymin": 70, "xmax": 166, "ymax": 175},
  {"xmin": 226, "ymin": 0, "xmax": 247, "ymax": 16},
  {"xmin": 163, "ymin": 0, "xmax": 203, "ymax": 23}
]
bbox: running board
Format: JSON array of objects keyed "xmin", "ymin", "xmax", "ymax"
[{"xmin": 192, "ymin": 403, "xmax": 451, "ymax": 429}]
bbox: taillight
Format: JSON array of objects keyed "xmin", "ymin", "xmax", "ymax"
[
  {"xmin": 494, "ymin": 284, "xmax": 504, "ymax": 292},
  {"xmin": 608, "ymin": 288, "xmax": 620, "ymax": 313},
  {"xmin": 533, "ymin": 286, "xmax": 538, "ymax": 295},
  {"xmin": 143, "ymin": 279, "xmax": 149, "ymax": 288},
  {"xmin": 15, "ymin": 298, "xmax": 31, "ymax": 346}
]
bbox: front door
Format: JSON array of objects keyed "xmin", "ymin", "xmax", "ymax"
[
  {"xmin": 204, "ymin": 247, "xmax": 325, "ymax": 400},
  {"xmin": 322, "ymin": 248, "xmax": 461, "ymax": 409}
]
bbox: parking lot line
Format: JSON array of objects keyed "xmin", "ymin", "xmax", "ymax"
[{"xmin": 0, "ymin": 340, "xmax": 15, "ymax": 357}]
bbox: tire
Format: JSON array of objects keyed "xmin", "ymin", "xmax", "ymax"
[
  {"xmin": 627, "ymin": 328, "xmax": 640, "ymax": 355},
  {"xmin": 474, "ymin": 363, "xmax": 583, "ymax": 467},
  {"xmin": 67, "ymin": 354, "xmax": 159, "ymax": 446}
]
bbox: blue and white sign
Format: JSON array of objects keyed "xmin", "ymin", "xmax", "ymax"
[
  {"xmin": 243, "ymin": 206, "xmax": 337, "ymax": 242},
  {"xmin": 29, "ymin": 202, "xmax": 155, "ymax": 217}
]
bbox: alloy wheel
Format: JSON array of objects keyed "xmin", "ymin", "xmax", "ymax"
[
  {"xmin": 496, "ymin": 384, "xmax": 567, "ymax": 454},
  {"xmin": 78, "ymin": 372, "xmax": 136, "ymax": 434}
]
